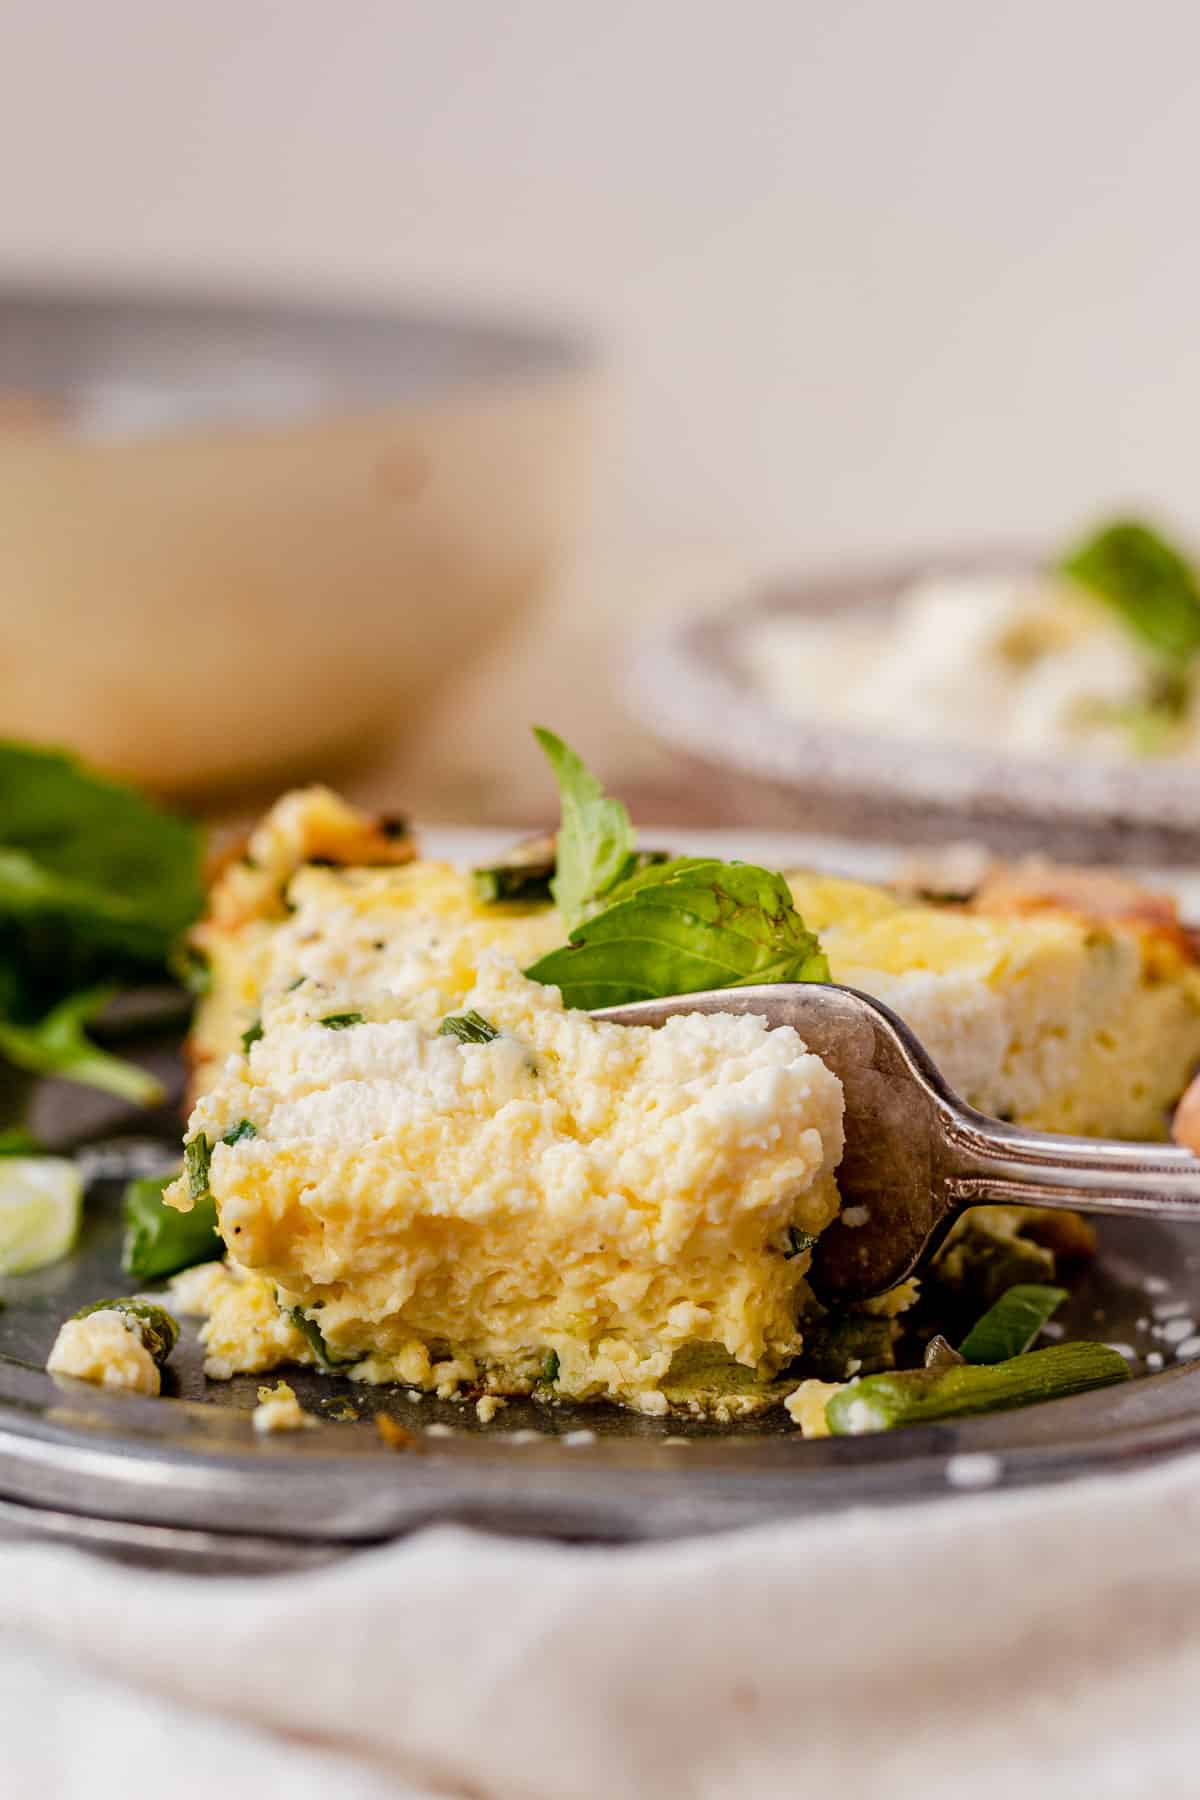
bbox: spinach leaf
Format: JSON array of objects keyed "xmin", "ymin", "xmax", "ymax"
[
  {"xmin": 533, "ymin": 727, "xmax": 638, "ymax": 929},
  {"xmin": 0, "ymin": 742, "xmax": 202, "ymax": 981},
  {"xmin": 1060, "ymin": 519, "xmax": 1200, "ymax": 666},
  {"xmin": 0, "ymin": 742, "xmax": 203, "ymax": 1103},
  {"xmin": 526, "ymin": 858, "xmax": 829, "ymax": 1010},
  {"xmin": 0, "ymin": 987, "xmax": 163, "ymax": 1104},
  {"xmin": 121, "ymin": 1172, "xmax": 223, "ymax": 1283}
]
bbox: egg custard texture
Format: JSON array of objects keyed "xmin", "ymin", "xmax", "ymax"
[
  {"xmin": 175, "ymin": 790, "xmax": 1200, "ymax": 1414},
  {"xmin": 786, "ymin": 871, "xmax": 1200, "ymax": 1141},
  {"xmin": 169, "ymin": 793, "xmax": 845, "ymax": 1412}
]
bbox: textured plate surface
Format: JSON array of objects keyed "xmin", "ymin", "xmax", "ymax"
[{"xmin": 631, "ymin": 553, "xmax": 1200, "ymax": 862}]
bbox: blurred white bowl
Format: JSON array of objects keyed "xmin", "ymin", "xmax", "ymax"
[{"xmin": 0, "ymin": 283, "xmax": 595, "ymax": 795}]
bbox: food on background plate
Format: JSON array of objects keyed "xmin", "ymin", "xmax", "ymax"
[
  {"xmin": 44, "ymin": 727, "xmax": 1177, "ymax": 1436},
  {"xmin": 744, "ymin": 518, "xmax": 1200, "ymax": 762}
]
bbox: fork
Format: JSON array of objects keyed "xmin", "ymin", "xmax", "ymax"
[{"xmin": 592, "ymin": 984, "xmax": 1200, "ymax": 1306}]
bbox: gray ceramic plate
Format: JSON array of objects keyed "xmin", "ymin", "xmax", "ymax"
[{"xmin": 630, "ymin": 553, "xmax": 1200, "ymax": 862}]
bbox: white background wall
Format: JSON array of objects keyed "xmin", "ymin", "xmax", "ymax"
[{"xmin": 5, "ymin": 0, "xmax": 1200, "ymax": 564}]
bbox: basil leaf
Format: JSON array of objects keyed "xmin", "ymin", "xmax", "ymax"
[
  {"xmin": 533, "ymin": 727, "xmax": 638, "ymax": 929},
  {"xmin": 0, "ymin": 742, "xmax": 203, "ymax": 977},
  {"xmin": 525, "ymin": 859, "xmax": 830, "ymax": 1009},
  {"xmin": 438, "ymin": 1011, "xmax": 500, "ymax": 1044},
  {"xmin": 1060, "ymin": 520, "xmax": 1200, "ymax": 666},
  {"xmin": 0, "ymin": 986, "xmax": 163, "ymax": 1105},
  {"xmin": 121, "ymin": 1172, "xmax": 223, "ymax": 1282}
]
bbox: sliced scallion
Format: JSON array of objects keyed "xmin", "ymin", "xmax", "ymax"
[{"xmin": 958, "ymin": 1283, "xmax": 1068, "ymax": 1364}]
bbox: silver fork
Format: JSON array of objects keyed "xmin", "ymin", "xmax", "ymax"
[{"xmin": 592, "ymin": 984, "xmax": 1200, "ymax": 1306}]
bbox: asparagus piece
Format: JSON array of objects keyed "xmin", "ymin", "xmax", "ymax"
[
  {"xmin": 825, "ymin": 1342, "xmax": 1130, "ymax": 1436},
  {"xmin": 121, "ymin": 1173, "xmax": 222, "ymax": 1282},
  {"xmin": 72, "ymin": 1297, "xmax": 180, "ymax": 1368},
  {"xmin": 472, "ymin": 835, "xmax": 557, "ymax": 905},
  {"xmin": 958, "ymin": 1283, "xmax": 1067, "ymax": 1364}
]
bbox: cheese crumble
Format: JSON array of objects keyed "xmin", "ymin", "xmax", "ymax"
[
  {"xmin": 46, "ymin": 1309, "xmax": 160, "ymax": 1396},
  {"xmin": 168, "ymin": 938, "xmax": 844, "ymax": 1411},
  {"xmin": 253, "ymin": 1380, "xmax": 317, "ymax": 1434}
]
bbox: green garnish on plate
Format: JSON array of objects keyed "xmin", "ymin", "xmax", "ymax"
[
  {"xmin": 957, "ymin": 1282, "xmax": 1067, "ymax": 1364},
  {"xmin": 825, "ymin": 1342, "xmax": 1129, "ymax": 1436},
  {"xmin": 524, "ymin": 730, "xmax": 829, "ymax": 1010},
  {"xmin": 439, "ymin": 1011, "xmax": 501, "ymax": 1045},
  {"xmin": 0, "ymin": 742, "xmax": 202, "ymax": 1104},
  {"xmin": 1061, "ymin": 519, "xmax": 1200, "ymax": 667},
  {"xmin": 121, "ymin": 1172, "xmax": 222, "ymax": 1283},
  {"xmin": 288, "ymin": 1305, "xmax": 359, "ymax": 1371},
  {"xmin": 72, "ymin": 1296, "xmax": 180, "ymax": 1368}
]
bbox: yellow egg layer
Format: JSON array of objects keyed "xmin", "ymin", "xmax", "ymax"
[
  {"xmin": 170, "ymin": 951, "xmax": 844, "ymax": 1414},
  {"xmin": 786, "ymin": 871, "xmax": 1200, "ymax": 1139}
]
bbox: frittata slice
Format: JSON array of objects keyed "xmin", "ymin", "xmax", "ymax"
[{"xmin": 172, "ymin": 790, "xmax": 1200, "ymax": 1414}]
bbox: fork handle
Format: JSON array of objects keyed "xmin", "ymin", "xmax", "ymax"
[{"xmin": 943, "ymin": 1110, "xmax": 1200, "ymax": 1220}]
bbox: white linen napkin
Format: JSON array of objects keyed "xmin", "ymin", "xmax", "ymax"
[{"xmin": 5, "ymin": 1447, "xmax": 1200, "ymax": 1799}]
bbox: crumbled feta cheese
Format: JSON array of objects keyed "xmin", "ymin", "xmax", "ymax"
[{"xmin": 252, "ymin": 1380, "xmax": 317, "ymax": 1433}]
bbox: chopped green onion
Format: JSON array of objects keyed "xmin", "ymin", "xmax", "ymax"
[
  {"xmin": 184, "ymin": 1134, "xmax": 211, "ymax": 1202},
  {"xmin": 220, "ymin": 1119, "xmax": 258, "ymax": 1146},
  {"xmin": 319, "ymin": 1012, "xmax": 364, "ymax": 1030},
  {"xmin": 241, "ymin": 1019, "xmax": 263, "ymax": 1053},
  {"xmin": 825, "ymin": 1342, "xmax": 1129, "ymax": 1436},
  {"xmin": 287, "ymin": 1306, "xmax": 358, "ymax": 1370},
  {"xmin": 472, "ymin": 834, "xmax": 557, "ymax": 906},
  {"xmin": 541, "ymin": 1349, "xmax": 560, "ymax": 1384},
  {"xmin": 438, "ymin": 1011, "xmax": 500, "ymax": 1045},
  {"xmin": 958, "ymin": 1283, "xmax": 1067, "ymax": 1364}
]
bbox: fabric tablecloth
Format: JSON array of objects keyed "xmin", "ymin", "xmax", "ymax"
[{"xmin": 5, "ymin": 1447, "xmax": 1200, "ymax": 1799}]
